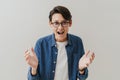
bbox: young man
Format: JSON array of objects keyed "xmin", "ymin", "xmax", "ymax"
[{"xmin": 25, "ymin": 6, "xmax": 95, "ymax": 80}]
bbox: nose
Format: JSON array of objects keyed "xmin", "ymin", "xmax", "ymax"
[{"xmin": 58, "ymin": 24, "xmax": 63, "ymax": 29}]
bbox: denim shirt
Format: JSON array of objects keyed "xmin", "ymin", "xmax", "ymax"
[{"xmin": 28, "ymin": 33, "xmax": 88, "ymax": 80}]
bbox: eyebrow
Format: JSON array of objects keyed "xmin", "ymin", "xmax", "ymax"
[{"xmin": 52, "ymin": 20, "xmax": 67, "ymax": 23}]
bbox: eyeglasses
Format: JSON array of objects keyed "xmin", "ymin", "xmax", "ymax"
[{"xmin": 51, "ymin": 21, "xmax": 69, "ymax": 28}]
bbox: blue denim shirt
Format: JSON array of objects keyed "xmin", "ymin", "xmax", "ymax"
[{"xmin": 28, "ymin": 33, "xmax": 88, "ymax": 80}]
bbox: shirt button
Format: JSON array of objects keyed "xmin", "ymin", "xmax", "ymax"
[
  {"xmin": 55, "ymin": 45, "xmax": 57, "ymax": 47},
  {"xmin": 55, "ymin": 52, "xmax": 57, "ymax": 54},
  {"xmin": 52, "ymin": 70, "xmax": 55, "ymax": 73},
  {"xmin": 53, "ymin": 61, "xmax": 56, "ymax": 64}
]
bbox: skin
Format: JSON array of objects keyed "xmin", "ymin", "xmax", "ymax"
[
  {"xmin": 24, "ymin": 13, "xmax": 95, "ymax": 75},
  {"xmin": 49, "ymin": 13, "xmax": 72, "ymax": 42}
]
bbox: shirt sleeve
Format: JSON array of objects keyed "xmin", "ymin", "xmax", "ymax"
[
  {"xmin": 77, "ymin": 68, "xmax": 88, "ymax": 80},
  {"xmin": 28, "ymin": 67, "xmax": 40, "ymax": 80},
  {"xmin": 28, "ymin": 39, "xmax": 42, "ymax": 80},
  {"xmin": 76, "ymin": 37, "xmax": 88, "ymax": 80}
]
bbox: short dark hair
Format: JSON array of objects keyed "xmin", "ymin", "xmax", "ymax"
[{"xmin": 49, "ymin": 6, "xmax": 72, "ymax": 21}]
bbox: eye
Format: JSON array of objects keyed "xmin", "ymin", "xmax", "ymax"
[
  {"xmin": 53, "ymin": 22, "xmax": 59, "ymax": 25},
  {"xmin": 62, "ymin": 21, "xmax": 69, "ymax": 26},
  {"xmin": 62, "ymin": 22, "xmax": 67, "ymax": 25}
]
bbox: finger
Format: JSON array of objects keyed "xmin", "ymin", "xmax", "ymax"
[
  {"xmin": 24, "ymin": 50, "xmax": 30, "ymax": 57},
  {"xmin": 24, "ymin": 52, "xmax": 30, "ymax": 57},
  {"xmin": 25, "ymin": 54, "xmax": 31, "ymax": 62},
  {"xmin": 25, "ymin": 54, "xmax": 29, "ymax": 60},
  {"xmin": 89, "ymin": 57, "xmax": 93, "ymax": 64},
  {"xmin": 92, "ymin": 52, "xmax": 95, "ymax": 60},
  {"xmin": 90, "ymin": 52, "xmax": 95, "ymax": 60},
  {"xmin": 31, "ymin": 47, "xmax": 35, "ymax": 54},
  {"xmin": 89, "ymin": 53, "xmax": 95, "ymax": 63},
  {"xmin": 25, "ymin": 50, "xmax": 28, "ymax": 54},
  {"xmin": 84, "ymin": 50, "xmax": 90, "ymax": 57}
]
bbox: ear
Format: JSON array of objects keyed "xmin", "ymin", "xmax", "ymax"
[
  {"xmin": 69, "ymin": 20, "xmax": 72, "ymax": 27},
  {"xmin": 49, "ymin": 21, "xmax": 52, "ymax": 28}
]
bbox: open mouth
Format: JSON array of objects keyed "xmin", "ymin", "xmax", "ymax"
[{"xmin": 57, "ymin": 31, "xmax": 64, "ymax": 35}]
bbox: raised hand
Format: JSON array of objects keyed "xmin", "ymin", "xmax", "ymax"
[
  {"xmin": 78, "ymin": 50, "xmax": 95, "ymax": 71},
  {"xmin": 24, "ymin": 47, "xmax": 38, "ymax": 70}
]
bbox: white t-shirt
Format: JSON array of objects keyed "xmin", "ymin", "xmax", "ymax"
[{"xmin": 54, "ymin": 41, "xmax": 68, "ymax": 80}]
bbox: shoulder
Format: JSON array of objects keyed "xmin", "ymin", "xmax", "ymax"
[
  {"xmin": 68, "ymin": 34, "xmax": 83, "ymax": 42},
  {"xmin": 35, "ymin": 34, "xmax": 52, "ymax": 45}
]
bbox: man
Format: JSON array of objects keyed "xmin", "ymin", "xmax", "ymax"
[{"xmin": 24, "ymin": 5, "xmax": 95, "ymax": 80}]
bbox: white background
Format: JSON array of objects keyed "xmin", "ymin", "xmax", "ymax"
[{"xmin": 0, "ymin": 0, "xmax": 120, "ymax": 80}]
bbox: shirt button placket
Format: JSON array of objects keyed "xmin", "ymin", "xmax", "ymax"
[{"xmin": 52, "ymin": 45, "xmax": 58, "ymax": 79}]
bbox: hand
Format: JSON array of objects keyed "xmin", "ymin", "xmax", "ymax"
[
  {"xmin": 78, "ymin": 50, "xmax": 95, "ymax": 71},
  {"xmin": 24, "ymin": 47, "xmax": 38, "ymax": 70}
]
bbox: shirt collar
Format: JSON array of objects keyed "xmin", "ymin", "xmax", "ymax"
[
  {"xmin": 51, "ymin": 33, "xmax": 72, "ymax": 47},
  {"xmin": 67, "ymin": 34, "xmax": 72, "ymax": 46}
]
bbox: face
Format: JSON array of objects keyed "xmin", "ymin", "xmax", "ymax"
[{"xmin": 49, "ymin": 13, "xmax": 72, "ymax": 42}]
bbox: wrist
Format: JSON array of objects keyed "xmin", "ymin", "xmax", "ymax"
[
  {"xmin": 79, "ymin": 68, "xmax": 85, "ymax": 75},
  {"xmin": 31, "ymin": 68, "xmax": 37, "ymax": 75},
  {"xmin": 79, "ymin": 68, "xmax": 84, "ymax": 71}
]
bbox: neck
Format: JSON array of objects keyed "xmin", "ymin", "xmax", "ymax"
[{"xmin": 55, "ymin": 38, "xmax": 67, "ymax": 42}]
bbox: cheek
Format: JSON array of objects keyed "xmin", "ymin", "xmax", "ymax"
[
  {"xmin": 65, "ymin": 28, "xmax": 69, "ymax": 32},
  {"xmin": 52, "ymin": 27, "xmax": 57, "ymax": 33}
]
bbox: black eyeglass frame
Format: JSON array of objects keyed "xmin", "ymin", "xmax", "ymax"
[{"xmin": 51, "ymin": 21, "xmax": 70, "ymax": 28}]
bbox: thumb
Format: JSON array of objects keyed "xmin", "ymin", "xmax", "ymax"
[{"xmin": 31, "ymin": 47, "xmax": 36, "ymax": 55}]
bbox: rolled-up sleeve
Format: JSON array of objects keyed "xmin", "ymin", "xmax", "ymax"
[
  {"xmin": 28, "ymin": 67, "xmax": 40, "ymax": 80},
  {"xmin": 77, "ymin": 68, "xmax": 88, "ymax": 80}
]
